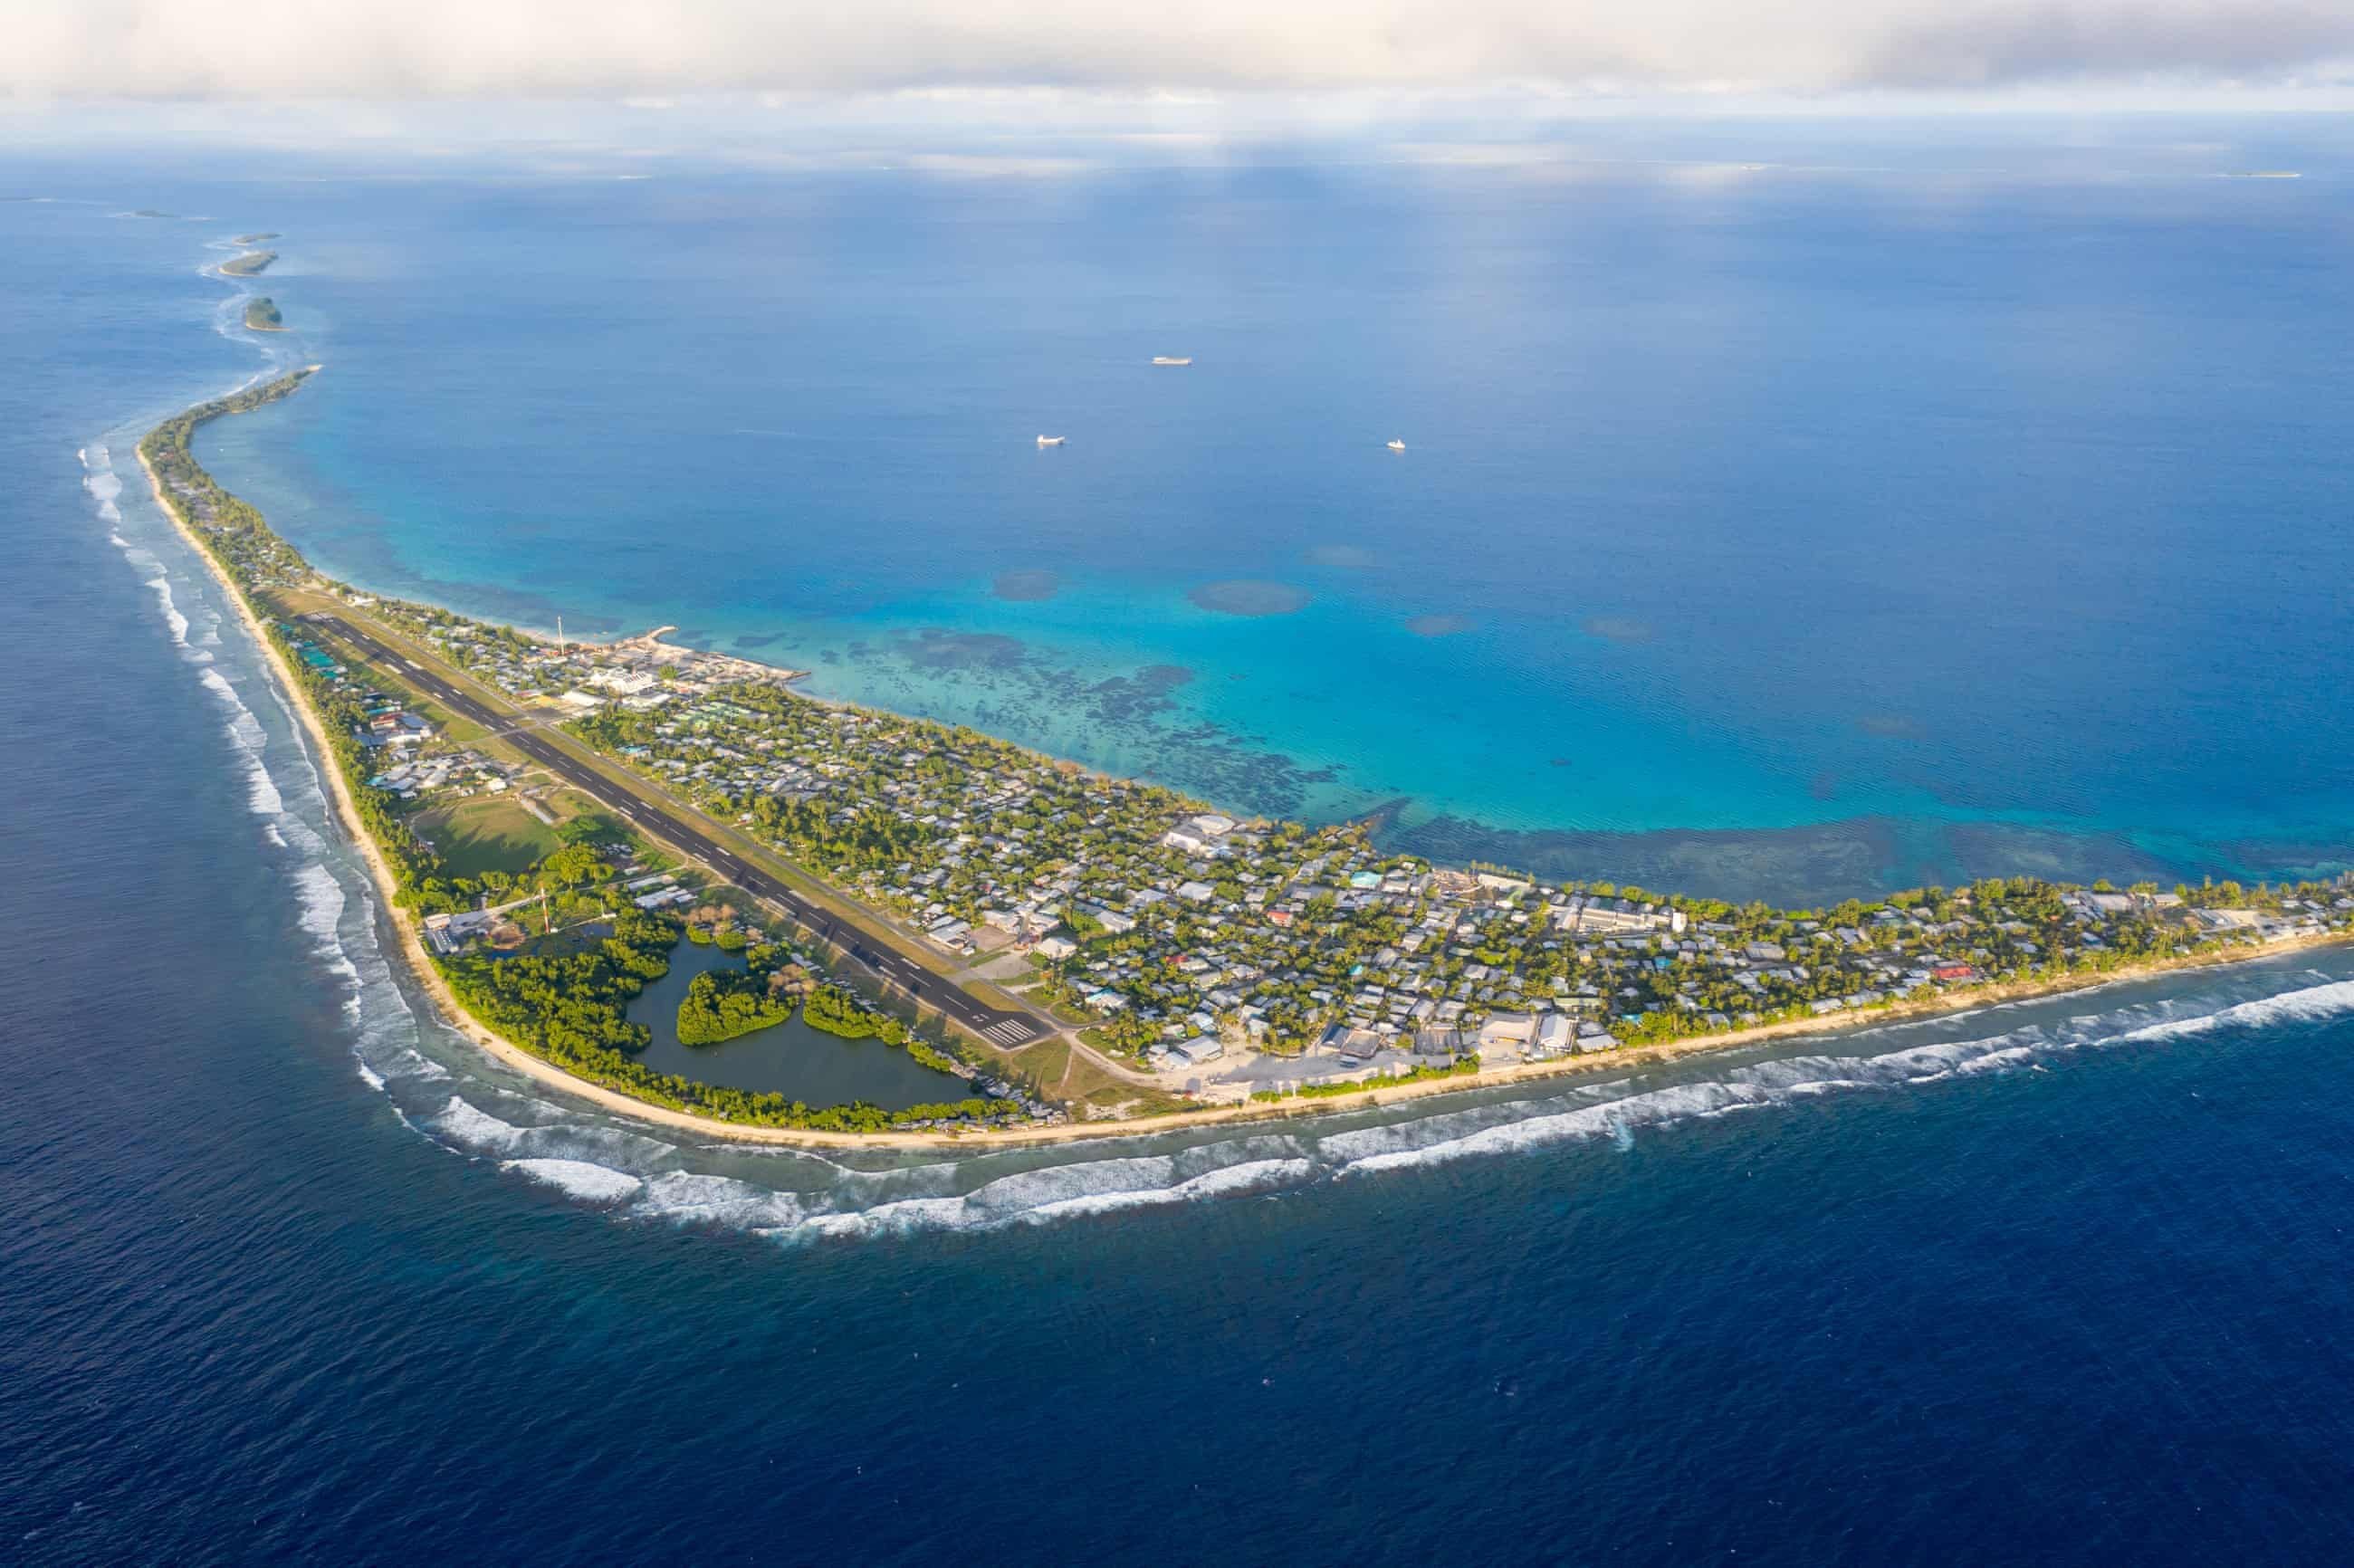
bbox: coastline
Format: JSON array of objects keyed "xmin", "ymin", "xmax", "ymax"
[{"xmin": 138, "ymin": 383, "xmax": 2352, "ymax": 1152}]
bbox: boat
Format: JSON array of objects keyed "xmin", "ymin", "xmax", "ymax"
[
  {"xmin": 1152, "ymin": 356, "xmax": 1192, "ymax": 367},
  {"xmin": 1037, "ymin": 435, "xmax": 1066, "ymax": 447},
  {"xmin": 1386, "ymin": 439, "xmax": 1406, "ymax": 452}
]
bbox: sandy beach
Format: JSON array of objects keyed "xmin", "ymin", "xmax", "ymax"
[{"xmin": 140, "ymin": 402, "xmax": 2350, "ymax": 1153}]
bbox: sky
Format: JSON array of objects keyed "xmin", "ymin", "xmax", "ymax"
[{"xmin": 5, "ymin": 0, "xmax": 2352, "ymax": 104}]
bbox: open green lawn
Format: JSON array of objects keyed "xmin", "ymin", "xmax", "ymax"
[
  {"xmin": 286, "ymin": 596, "xmax": 1047, "ymax": 1043},
  {"xmin": 413, "ymin": 794, "xmax": 561, "ymax": 880},
  {"xmin": 1000, "ymin": 1035, "xmax": 1121, "ymax": 1104},
  {"xmin": 419, "ymin": 702, "xmax": 493, "ymax": 747},
  {"xmin": 955, "ymin": 975, "xmax": 1023, "ymax": 1011},
  {"xmin": 552, "ymin": 799, "xmax": 626, "ymax": 838}
]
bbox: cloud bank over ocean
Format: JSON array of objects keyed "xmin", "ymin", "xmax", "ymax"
[{"xmin": 6, "ymin": 0, "xmax": 2351, "ymax": 101}]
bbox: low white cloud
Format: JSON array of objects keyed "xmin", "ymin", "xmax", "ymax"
[{"xmin": 4, "ymin": 0, "xmax": 2350, "ymax": 101}]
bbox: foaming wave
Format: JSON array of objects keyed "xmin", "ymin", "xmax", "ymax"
[
  {"xmin": 339, "ymin": 890, "xmax": 451, "ymax": 1085},
  {"xmin": 200, "ymin": 666, "xmax": 267, "ymax": 751},
  {"xmin": 78, "ymin": 428, "xmax": 475, "ymax": 1143},
  {"xmin": 1955, "ymin": 1046, "xmax": 2043, "ymax": 1076},
  {"xmin": 194, "ymin": 666, "xmax": 284, "ymax": 816},
  {"xmin": 288, "ymin": 862, "xmax": 352, "ymax": 960},
  {"xmin": 1726, "ymin": 1031, "xmax": 2053, "ymax": 1094},
  {"xmin": 796, "ymin": 1154, "xmax": 1316, "ymax": 1238},
  {"xmin": 83, "ymin": 455, "xmax": 123, "ymax": 525},
  {"xmin": 389, "ymin": 1050, "xmax": 452, "ymax": 1082},
  {"xmin": 2109, "ymin": 979, "xmax": 2354, "ymax": 1046},
  {"xmin": 503, "ymin": 1159, "xmax": 646, "ymax": 1203},
  {"xmin": 380, "ymin": 961, "xmax": 2354, "ymax": 1238},
  {"xmin": 431, "ymin": 1096, "xmax": 529, "ymax": 1153},
  {"xmin": 105, "ymin": 523, "xmax": 217, "ymax": 666},
  {"xmin": 427, "ymin": 1095, "xmax": 678, "ymax": 1171},
  {"xmin": 1329, "ymin": 1081, "xmax": 1771, "ymax": 1177},
  {"xmin": 637, "ymin": 1171, "xmax": 812, "ymax": 1230},
  {"xmin": 85, "ymin": 452, "xmax": 197, "ymax": 656},
  {"xmin": 1310, "ymin": 974, "xmax": 2354, "ymax": 1181},
  {"xmin": 261, "ymin": 681, "xmax": 339, "ymax": 806},
  {"xmin": 145, "ymin": 569, "xmax": 191, "ymax": 646}
]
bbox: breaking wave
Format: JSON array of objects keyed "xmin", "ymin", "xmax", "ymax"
[
  {"xmin": 83, "ymin": 453, "xmax": 123, "ymax": 527},
  {"xmin": 290, "ymin": 860, "xmax": 346, "ymax": 948},
  {"xmin": 148, "ymin": 573, "xmax": 191, "ymax": 646},
  {"xmin": 797, "ymin": 1152, "xmax": 1318, "ymax": 1238},
  {"xmin": 196, "ymin": 665, "xmax": 284, "ymax": 817},
  {"xmin": 84, "ymin": 419, "xmax": 435, "ymax": 1114},
  {"xmin": 81, "ymin": 417, "xmax": 2354, "ymax": 1246},
  {"xmin": 504, "ymin": 1160, "xmax": 646, "ymax": 1203},
  {"xmin": 364, "ymin": 964, "xmax": 2354, "ymax": 1242},
  {"xmin": 2110, "ymin": 979, "xmax": 2354, "ymax": 1044},
  {"xmin": 1325, "ymin": 1081, "xmax": 1770, "ymax": 1176}
]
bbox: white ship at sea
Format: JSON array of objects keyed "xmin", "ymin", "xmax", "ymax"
[
  {"xmin": 1386, "ymin": 438, "xmax": 1407, "ymax": 452},
  {"xmin": 1037, "ymin": 435, "xmax": 1066, "ymax": 446},
  {"xmin": 1152, "ymin": 356, "xmax": 1192, "ymax": 366}
]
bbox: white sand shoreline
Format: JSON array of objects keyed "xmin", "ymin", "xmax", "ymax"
[{"xmin": 139, "ymin": 389, "xmax": 2353, "ymax": 1154}]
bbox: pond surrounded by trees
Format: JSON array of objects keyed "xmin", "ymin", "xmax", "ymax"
[{"xmin": 628, "ymin": 941, "xmax": 971, "ymax": 1111}]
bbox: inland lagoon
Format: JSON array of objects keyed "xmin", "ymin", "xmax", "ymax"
[
  {"xmin": 11, "ymin": 129, "xmax": 2354, "ymax": 1566},
  {"xmin": 629, "ymin": 939, "xmax": 974, "ymax": 1110}
]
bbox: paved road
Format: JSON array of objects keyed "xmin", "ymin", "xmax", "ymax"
[{"xmin": 309, "ymin": 614, "xmax": 1047, "ymax": 1049}]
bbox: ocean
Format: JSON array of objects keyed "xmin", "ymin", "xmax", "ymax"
[
  {"xmin": 102, "ymin": 129, "xmax": 2354, "ymax": 904},
  {"xmin": 5, "ymin": 130, "xmax": 2354, "ymax": 1563}
]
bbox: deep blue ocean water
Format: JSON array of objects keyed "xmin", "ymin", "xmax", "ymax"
[
  {"xmin": 73, "ymin": 128, "xmax": 2354, "ymax": 904},
  {"xmin": 6, "ymin": 135, "xmax": 2354, "ymax": 1563}
]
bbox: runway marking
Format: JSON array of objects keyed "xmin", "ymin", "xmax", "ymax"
[{"xmin": 321, "ymin": 614, "xmax": 1054, "ymax": 1053}]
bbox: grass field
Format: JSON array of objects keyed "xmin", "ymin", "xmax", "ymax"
[
  {"xmin": 290, "ymin": 593, "xmax": 1081, "ymax": 1054},
  {"xmin": 955, "ymin": 975, "xmax": 1023, "ymax": 1011},
  {"xmin": 413, "ymin": 794, "xmax": 561, "ymax": 879}
]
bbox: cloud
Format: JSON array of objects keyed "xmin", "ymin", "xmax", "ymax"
[{"xmin": 3, "ymin": 0, "xmax": 2349, "ymax": 100}]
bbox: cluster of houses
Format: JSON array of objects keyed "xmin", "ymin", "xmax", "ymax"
[
  {"xmin": 314, "ymin": 592, "xmax": 2354, "ymax": 1104},
  {"xmin": 363, "ymin": 751, "xmax": 508, "ymax": 802},
  {"xmin": 536, "ymin": 693, "xmax": 2354, "ymax": 1090},
  {"xmin": 350, "ymin": 688, "xmax": 436, "ymax": 751},
  {"xmin": 340, "ymin": 684, "xmax": 531, "ymax": 805},
  {"xmin": 420, "ymin": 892, "xmax": 550, "ymax": 956},
  {"xmin": 356, "ymin": 596, "xmax": 799, "ymax": 712},
  {"xmin": 622, "ymin": 871, "xmax": 698, "ymax": 911},
  {"xmin": 275, "ymin": 629, "xmax": 465, "ymax": 794}
]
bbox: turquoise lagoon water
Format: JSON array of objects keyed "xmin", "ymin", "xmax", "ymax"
[
  {"xmin": 163, "ymin": 140, "xmax": 2354, "ymax": 903},
  {"xmin": 14, "ymin": 136, "xmax": 2354, "ymax": 1566}
]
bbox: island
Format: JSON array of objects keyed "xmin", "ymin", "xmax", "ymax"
[
  {"xmin": 220, "ymin": 250, "xmax": 276, "ymax": 277},
  {"xmin": 233, "ymin": 231, "xmax": 280, "ymax": 244},
  {"xmin": 138, "ymin": 340, "xmax": 2354, "ymax": 1150},
  {"xmin": 676, "ymin": 970, "xmax": 794, "ymax": 1044},
  {"xmin": 244, "ymin": 296, "xmax": 283, "ymax": 331}
]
